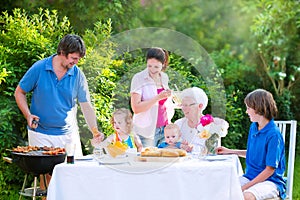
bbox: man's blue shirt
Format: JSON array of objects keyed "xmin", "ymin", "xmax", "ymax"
[{"xmin": 19, "ymin": 55, "xmax": 89, "ymax": 135}]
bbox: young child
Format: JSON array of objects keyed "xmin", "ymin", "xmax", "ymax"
[
  {"xmin": 105, "ymin": 108, "xmax": 143, "ymax": 152},
  {"xmin": 158, "ymin": 124, "xmax": 192, "ymax": 152},
  {"xmin": 216, "ymin": 89, "xmax": 286, "ymax": 200}
]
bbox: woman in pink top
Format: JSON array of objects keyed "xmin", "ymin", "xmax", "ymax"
[{"xmin": 130, "ymin": 47, "xmax": 174, "ymax": 147}]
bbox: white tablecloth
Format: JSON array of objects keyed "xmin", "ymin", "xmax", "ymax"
[{"xmin": 47, "ymin": 154, "xmax": 244, "ymax": 200}]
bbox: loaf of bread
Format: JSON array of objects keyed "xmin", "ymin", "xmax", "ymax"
[
  {"xmin": 141, "ymin": 147, "xmax": 161, "ymax": 157},
  {"xmin": 172, "ymin": 149, "xmax": 187, "ymax": 157},
  {"xmin": 160, "ymin": 149, "xmax": 179, "ymax": 157},
  {"xmin": 141, "ymin": 147, "xmax": 186, "ymax": 157}
]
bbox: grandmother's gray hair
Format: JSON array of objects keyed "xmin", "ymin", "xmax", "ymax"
[{"xmin": 181, "ymin": 87, "xmax": 208, "ymax": 111}]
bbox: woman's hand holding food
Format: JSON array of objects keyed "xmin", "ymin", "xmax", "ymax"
[{"xmin": 157, "ymin": 89, "xmax": 172, "ymax": 101}]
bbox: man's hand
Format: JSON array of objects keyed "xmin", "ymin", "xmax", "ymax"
[
  {"xmin": 27, "ymin": 115, "xmax": 39, "ymax": 129},
  {"xmin": 91, "ymin": 127, "xmax": 105, "ymax": 147}
]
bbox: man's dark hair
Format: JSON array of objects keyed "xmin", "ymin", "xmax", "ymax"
[{"xmin": 57, "ymin": 34, "xmax": 86, "ymax": 57}]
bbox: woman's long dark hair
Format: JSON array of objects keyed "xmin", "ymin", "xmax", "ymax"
[{"xmin": 146, "ymin": 47, "xmax": 169, "ymax": 71}]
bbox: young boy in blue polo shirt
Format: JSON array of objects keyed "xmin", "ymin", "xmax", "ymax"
[{"xmin": 216, "ymin": 89, "xmax": 286, "ymax": 200}]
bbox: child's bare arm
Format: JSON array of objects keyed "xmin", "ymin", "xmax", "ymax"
[
  {"xmin": 241, "ymin": 166, "xmax": 275, "ymax": 191},
  {"xmin": 134, "ymin": 135, "xmax": 143, "ymax": 152},
  {"xmin": 180, "ymin": 140, "xmax": 193, "ymax": 152}
]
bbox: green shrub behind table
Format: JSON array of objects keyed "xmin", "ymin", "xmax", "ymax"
[
  {"xmin": 78, "ymin": 19, "xmax": 117, "ymax": 152},
  {"xmin": 0, "ymin": 8, "xmax": 72, "ymax": 197},
  {"xmin": 0, "ymin": 8, "xmax": 115, "ymax": 197}
]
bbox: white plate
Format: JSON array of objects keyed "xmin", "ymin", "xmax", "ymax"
[
  {"xmin": 204, "ymin": 155, "xmax": 229, "ymax": 161},
  {"xmin": 135, "ymin": 156, "xmax": 186, "ymax": 163},
  {"xmin": 75, "ymin": 154, "xmax": 93, "ymax": 161},
  {"xmin": 97, "ymin": 155, "xmax": 130, "ymax": 165}
]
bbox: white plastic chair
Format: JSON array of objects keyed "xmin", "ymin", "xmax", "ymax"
[{"xmin": 274, "ymin": 120, "xmax": 297, "ymax": 200}]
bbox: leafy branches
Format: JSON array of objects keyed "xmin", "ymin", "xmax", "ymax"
[{"xmin": 251, "ymin": 0, "xmax": 300, "ymax": 95}]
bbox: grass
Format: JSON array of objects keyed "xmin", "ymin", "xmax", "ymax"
[{"xmin": 293, "ymin": 153, "xmax": 300, "ymax": 200}]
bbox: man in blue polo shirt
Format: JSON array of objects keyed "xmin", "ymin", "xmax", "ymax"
[{"xmin": 15, "ymin": 34, "xmax": 104, "ymax": 156}]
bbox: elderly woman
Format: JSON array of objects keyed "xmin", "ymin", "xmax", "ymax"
[{"xmin": 174, "ymin": 87, "xmax": 209, "ymax": 151}]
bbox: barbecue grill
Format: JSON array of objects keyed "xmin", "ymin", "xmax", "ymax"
[{"xmin": 4, "ymin": 147, "xmax": 66, "ymax": 200}]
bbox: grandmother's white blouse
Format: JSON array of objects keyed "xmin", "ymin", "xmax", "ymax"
[{"xmin": 175, "ymin": 117, "xmax": 205, "ymax": 147}]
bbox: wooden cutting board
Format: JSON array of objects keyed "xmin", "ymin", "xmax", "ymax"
[{"xmin": 134, "ymin": 156, "xmax": 187, "ymax": 163}]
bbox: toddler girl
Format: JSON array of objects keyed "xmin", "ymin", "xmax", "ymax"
[{"xmin": 106, "ymin": 108, "xmax": 143, "ymax": 152}]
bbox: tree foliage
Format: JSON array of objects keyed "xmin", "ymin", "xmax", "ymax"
[
  {"xmin": 79, "ymin": 19, "xmax": 117, "ymax": 148},
  {"xmin": 136, "ymin": 0, "xmax": 256, "ymax": 54},
  {"xmin": 0, "ymin": 2, "xmax": 299, "ymax": 197},
  {"xmin": 0, "ymin": 8, "xmax": 116, "ymax": 196},
  {"xmin": 251, "ymin": 0, "xmax": 300, "ymax": 96},
  {"xmin": 0, "ymin": 0, "xmax": 141, "ymax": 34}
]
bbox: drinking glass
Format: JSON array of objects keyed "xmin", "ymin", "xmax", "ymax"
[
  {"xmin": 192, "ymin": 144, "xmax": 207, "ymax": 160},
  {"xmin": 65, "ymin": 143, "xmax": 76, "ymax": 164},
  {"xmin": 172, "ymin": 91, "xmax": 182, "ymax": 106},
  {"xmin": 93, "ymin": 147, "xmax": 104, "ymax": 161}
]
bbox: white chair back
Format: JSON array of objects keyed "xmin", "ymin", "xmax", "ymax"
[{"xmin": 274, "ymin": 120, "xmax": 297, "ymax": 200}]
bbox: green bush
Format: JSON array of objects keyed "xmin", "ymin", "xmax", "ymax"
[
  {"xmin": 222, "ymin": 84, "xmax": 250, "ymax": 149},
  {"xmin": 78, "ymin": 19, "xmax": 119, "ymax": 151},
  {"xmin": 0, "ymin": 8, "xmax": 118, "ymax": 196},
  {"xmin": 1, "ymin": 6, "xmax": 298, "ymax": 198},
  {"xmin": 0, "ymin": 8, "xmax": 72, "ymax": 145},
  {"xmin": 0, "ymin": 8, "xmax": 72, "ymax": 197}
]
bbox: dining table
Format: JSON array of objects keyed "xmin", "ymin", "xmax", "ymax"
[{"xmin": 47, "ymin": 154, "xmax": 244, "ymax": 200}]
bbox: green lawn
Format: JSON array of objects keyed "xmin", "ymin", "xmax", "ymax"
[{"xmin": 293, "ymin": 154, "xmax": 300, "ymax": 199}]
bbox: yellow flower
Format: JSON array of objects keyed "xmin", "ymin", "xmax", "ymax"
[{"xmin": 199, "ymin": 129, "xmax": 211, "ymax": 139}]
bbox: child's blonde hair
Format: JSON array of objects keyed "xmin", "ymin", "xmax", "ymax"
[
  {"xmin": 164, "ymin": 124, "xmax": 181, "ymax": 135},
  {"xmin": 111, "ymin": 108, "xmax": 133, "ymax": 133}
]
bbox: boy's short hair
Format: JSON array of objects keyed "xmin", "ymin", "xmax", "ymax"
[
  {"xmin": 244, "ymin": 89, "xmax": 278, "ymax": 120},
  {"xmin": 164, "ymin": 124, "xmax": 181, "ymax": 135}
]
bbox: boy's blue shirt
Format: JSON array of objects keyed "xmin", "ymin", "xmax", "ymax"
[{"xmin": 244, "ymin": 119, "xmax": 286, "ymax": 199}]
